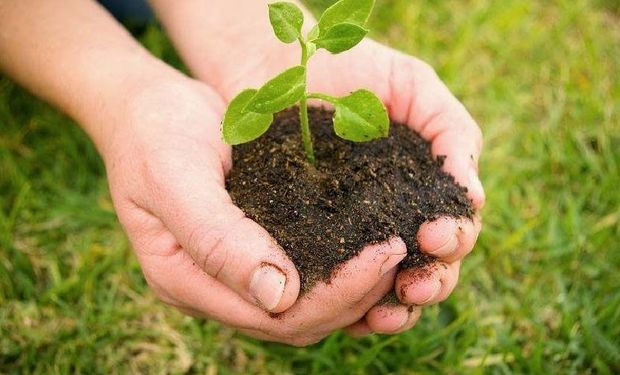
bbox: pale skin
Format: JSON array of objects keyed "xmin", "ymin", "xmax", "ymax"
[{"xmin": 0, "ymin": 0, "xmax": 484, "ymax": 345}]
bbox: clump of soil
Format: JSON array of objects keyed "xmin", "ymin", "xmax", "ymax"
[{"xmin": 227, "ymin": 107, "xmax": 473, "ymax": 293}]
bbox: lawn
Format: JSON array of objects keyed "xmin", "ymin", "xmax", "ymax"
[{"xmin": 1, "ymin": 0, "xmax": 619, "ymax": 373}]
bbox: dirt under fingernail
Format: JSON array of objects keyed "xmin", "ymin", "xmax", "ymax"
[{"xmin": 226, "ymin": 107, "xmax": 473, "ymax": 293}]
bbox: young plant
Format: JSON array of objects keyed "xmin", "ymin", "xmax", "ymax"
[{"xmin": 222, "ymin": 0, "xmax": 389, "ymax": 164}]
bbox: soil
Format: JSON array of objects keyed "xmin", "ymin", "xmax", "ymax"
[{"xmin": 226, "ymin": 107, "xmax": 473, "ymax": 294}]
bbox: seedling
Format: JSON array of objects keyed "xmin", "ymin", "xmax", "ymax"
[{"xmin": 222, "ymin": 0, "xmax": 389, "ymax": 164}]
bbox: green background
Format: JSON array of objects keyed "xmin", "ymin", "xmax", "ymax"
[{"xmin": 1, "ymin": 0, "xmax": 619, "ymax": 373}]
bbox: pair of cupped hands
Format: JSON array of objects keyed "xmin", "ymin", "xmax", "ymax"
[{"xmin": 103, "ymin": 38, "xmax": 484, "ymax": 346}]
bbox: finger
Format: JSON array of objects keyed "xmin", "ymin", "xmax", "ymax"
[
  {"xmin": 315, "ymin": 264, "xmax": 399, "ymax": 332},
  {"xmin": 266, "ymin": 271, "xmax": 396, "ymax": 344},
  {"xmin": 366, "ymin": 304, "xmax": 422, "ymax": 334},
  {"xmin": 343, "ymin": 320, "xmax": 374, "ymax": 338},
  {"xmin": 135, "ymin": 235, "xmax": 276, "ymax": 329},
  {"xmin": 142, "ymin": 151, "xmax": 300, "ymax": 313},
  {"xmin": 417, "ymin": 215, "xmax": 482, "ymax": 262},
  {"xmin": 130, "ymin": 222, "xmax": 331, "ymax": 346},
  {"xmin": 429, "ymin": 124, "xmax": 485, "ymax": 209},
  {"xmin": 365, "ymin": 304, "xmax": 408, "ymax": 334},
  {"xmin": 395, "ymin": 260, "xmax": 461, "ymax": 305},
  {"xmin": 166, "ymin": 194, "xmax": 299, "ymax": 313},
  {"xmin": 385, "ymin": 51, "xmax": 485, "ymax": 209},
  {"xmin": 241, "ymin": 274, "xmax": 397, "ymax": 346},
  {"xmin": 282, "ymin": 237, "xmax": 407, "ymax": 328},
  {"xmin": 136, "ymin": 229, "xmax": 376, "ymax": 347}
]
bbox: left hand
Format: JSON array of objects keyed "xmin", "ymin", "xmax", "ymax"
[{"xmin": 212, "ymin": 39, "xmax": 485, "ymax": 336}]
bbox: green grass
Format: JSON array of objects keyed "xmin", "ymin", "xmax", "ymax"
[{"xmin": 1, "ymin": 0, "xmax": 619, "ymax": 373}]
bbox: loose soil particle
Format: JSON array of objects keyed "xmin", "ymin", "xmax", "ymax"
[{"xmin": 227, "ymin": 107, "xmax": 473, "ymax": 293}]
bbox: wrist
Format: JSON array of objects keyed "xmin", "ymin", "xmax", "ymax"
[
  {"xmin": 75, "ymin": 51, "xmax": 188, "ymax": 158},
  {"xmin": 93, "ymin": 72, "xmax": 228, "ymax": 170},
  {"xmin": 149, "ymin": 0, "xmax": 313, "ymax": 99},
  {"xmin": 0, "ymin": 0, "xmax": 195, "ymax": 160}
]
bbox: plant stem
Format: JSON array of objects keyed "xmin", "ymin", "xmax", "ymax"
[
  {"xmin": 299, "ymin": 97, "xmax": 315, "ymax": 164},
  {"xmin": 299, "ymin": 38, "xmax": 316, "ymax": 164}
]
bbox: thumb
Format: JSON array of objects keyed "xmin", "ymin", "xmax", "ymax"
[{"xmin": 152, "ymin": 154, "xmax": 300, "ymax": 313}]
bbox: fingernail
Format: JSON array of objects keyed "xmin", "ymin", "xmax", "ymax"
[
  {"xmin": 468, "ymin": 169, "xmax": 485, "ymax": 208},
  {"xmin": 428, "ymin": 233, "xmax": 458, "ymax": 257},
  {"xmin": 380, "ymin": 252, "xmax": 407, "ymax": 276},
  {"xmin": 420, "ymin": 280, "xmax": 442, "ymax": 305},
  {"xmin": 249, "ymin": 264, "xmax": 286, "ymax": 311}
]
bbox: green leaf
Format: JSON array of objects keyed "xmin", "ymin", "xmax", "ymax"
[
  {"xmin": 317, "ymin": 0, "xmax": 374, "ymax": 33},
  {"xmin": 246, "ymin": 66, "xmax": 306, "ymax": 113},
  {"xmin": 333, "ymin": 89, "xmax": 389, "ymax": 142},
  {"xmin": 308, "ymin": 24, "xmax": 320, "ymax": 41},
  {"xmin": 222, "ymin": 89, "xmax": 274, "ymax": 145},
  {"xmin": 314, "ymin": 23, "xmax": 368, "ymax": 53},
  {"xmin": 306, "ymin": 41, "xmax": 317, "ymax": 58},
  {"xmin": 268, "ymin": 2, "xmax": 304, "ymax": 43}
]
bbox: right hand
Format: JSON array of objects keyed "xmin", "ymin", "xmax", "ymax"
[{"xmin": 102, "ymin": 76, "xmax": 411, "ymax": 346}]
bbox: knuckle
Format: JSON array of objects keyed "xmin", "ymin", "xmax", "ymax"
[
  {"xmin": 186, "ymin": 224, "xmax": 220, "ymax": 271},
  {"xmin": 185, "ymin": 215, "xmax": 241, "ymax": 276}
]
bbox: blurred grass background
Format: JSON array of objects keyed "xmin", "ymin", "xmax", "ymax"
[{"xmin": 1, "ymin": 0, "xmax": 619, "ymax": 373}]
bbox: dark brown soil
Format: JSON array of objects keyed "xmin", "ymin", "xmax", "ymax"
[{"xmin": 226, "ymin": 107, "xmax": 473, "ymax": 293}]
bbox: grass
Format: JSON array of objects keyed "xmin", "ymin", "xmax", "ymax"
[{"xmin": 1, "ymin": 0, "xmax": 619, "ymax": 373}]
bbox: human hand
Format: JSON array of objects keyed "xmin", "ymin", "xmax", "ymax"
[
  {"xmin": 102, "ymin": 77, "xmax": 416, "ymax": 345},
  {"xmin": 211, "ymin": 39, "xmax": 485, "ymax": 336},
  {"xmin": 313, "ymin": 41, "xmax": 485, "ymax": 336}
]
